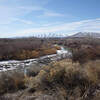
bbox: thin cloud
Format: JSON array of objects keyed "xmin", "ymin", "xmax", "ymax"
[
  {"xmin": 13, "ymin": 18, "xmax": 100, "ymax": 36},
  {"xmin": 0, "ymin": 0, "xmax": 50, "ymax": 24},
  {"xmin": 13, "ymin": 18, "xmax": 34, "ymax": 25},
  {"xmin": 1, "ymin": 18, "xmax": 100, "ymax": 38},
  {"xmin": 43, "ymin": 11, "xmax": 64, "ymax": 17},
  {"xmin": 38, "ymin": 10, "xmax": 65, "ymax": 18},
  {"xmin": 19, "ymin": 6, "xmax": 44, "ymax": 11}
]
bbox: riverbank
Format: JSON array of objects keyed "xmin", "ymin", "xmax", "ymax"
[{"xmin": 0, "ymin": 46, "xmax": 72, "ymax": 72}]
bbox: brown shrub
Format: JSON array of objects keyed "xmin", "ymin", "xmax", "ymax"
[
  {"xmin": 0, "ymin": 37, "xmax": 55, "ymax": 60},
  {"xmin": 43, "ymin": 48, "xmax": 57, "ymax": 55},
  {"xmin": 54, "ymin": 45, "xmax": 61, "ymax": 50},
  {"xmin": 0, "ymin": 73, "xmax": 15, "ymax": 94},
  {"xmin": 10, "ymin": 72, "xmax": 25, "ymax": 89},
  {"xmin": 31, "ymin": 50, "xmax": 40, "ymax": 58},
  {"xmin": 0, "ymin": 59, "xmax": 100, "ymax": 99},
  {"xmin": 25, "ymin": 70, "xmax": 47, "ymax": 89},
  {"xmin": 71, "ymin": 45, "xmax": 100, "ymax": 64},
  {"xmin": 84, "ymin": 61, "xmax": 100, "ymax": 84},
  {"xmin": 0, "ymin": 71, "xmax": 25, "ymax": 95},
  {"xmin": 25, "ymin": 64, "xmax": 42, "ymax": 77},
  {"xmin": 17, "ymin": 50, "xmax": 27, "ymax": 60},
  {"xmin": 25, "ymin": 59, "xmax": 100, "ymax": 99}
]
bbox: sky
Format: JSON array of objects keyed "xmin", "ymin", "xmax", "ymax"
[{"xmin": 0, "ymin": 0, "xmax": 100, "ymax": 38}]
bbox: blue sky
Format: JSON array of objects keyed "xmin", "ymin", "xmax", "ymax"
[{"xmin": 0, "ymin": 0, "xmax": 100, "ymax": 38}]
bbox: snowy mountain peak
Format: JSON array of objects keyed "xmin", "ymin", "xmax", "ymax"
[{"xmin": 70, "ymin": 32, "xmax": 100, "ymax": 38}]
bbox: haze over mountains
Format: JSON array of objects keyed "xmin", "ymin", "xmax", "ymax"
[
  {"xmin": 32, "ymin": 32, "xmax": 100, "ymax": 38},
  {"xmin": 0, "ymin": 32, "xmax": 100, "ymax": 39},
  {"xmin": 32, "ymin": 33, "xmax": 68, "ymax": 38}
]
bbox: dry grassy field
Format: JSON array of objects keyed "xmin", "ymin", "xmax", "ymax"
[{"xmin": 0, "ymin": 59, "xmax": 100, "ymax": 100}]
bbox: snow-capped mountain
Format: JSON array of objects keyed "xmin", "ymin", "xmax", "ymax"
[
  {"xmin": 32, "ymin": 33, "xmax": 68, "ymax": 38},
  {"xmin": 70, "ymin": 32, "xmax": 100, "ymax": 38},
  {"xmin": 32, "ymin": 32, "xmax": 100, "ymax": 38}
]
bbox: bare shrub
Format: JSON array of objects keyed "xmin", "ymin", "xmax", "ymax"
[
  {"xmin": 25, "ymin": 64, "xmax": 42, "ymax": 77},
  {"xmin": 0, "ymin": 73, "xmax": 15, "ymax": 94},
  {"xmin": 10, "ymin": 71, "xmax": 25, "ymax": 89},
  {"xmin": 0, "ymin": 59, "xmax": 100, "ymax": 99},
  {"xmin": 0, "ymin": 71, "xmax": 25, "ymax": 95},
  {"xmin": 0, "ymin": 37, "xmax": 60, "ymax": 60},
  {"xmin": 25, "ymin": 59, "xmax": 100, "ymax": 100},
  {"xmin": 71, "ymin": 45, "xmax": 100, "ymax": 64}
]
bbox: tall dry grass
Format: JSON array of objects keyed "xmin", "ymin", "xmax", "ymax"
[
  {"xmin": 0, "ymin": 59, "xmax": 100, "ymax": 99},
  {"xmin": 25, "ymin": 59, "xmax": 100, "ymax": 100}
]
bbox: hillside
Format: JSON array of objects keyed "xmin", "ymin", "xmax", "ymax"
[{"xmin": 70, "ymin": 32, "xmax": 100, "ymax": 38}]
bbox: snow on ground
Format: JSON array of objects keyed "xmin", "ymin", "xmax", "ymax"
[{"xmin": 0, "ymin": 46, "xmax": 71, "ymax": 72}]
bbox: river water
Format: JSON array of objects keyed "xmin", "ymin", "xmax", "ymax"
[{"xmin": 0, "ymin": 46, "xmax": 72, "ymax": 72}]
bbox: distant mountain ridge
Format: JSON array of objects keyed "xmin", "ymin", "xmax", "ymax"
[
  {"xmin": 70, "ymin": 32, "xmax": 100, "ymax": 38},
  {"xmin": 34, "ymin": 32, "xmax": 100, "ymax": 38},
  {"xmin": 32, "ymin": 33, "xmax": 68, "ymax": 38}
]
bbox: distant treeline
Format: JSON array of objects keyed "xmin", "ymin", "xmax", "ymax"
[
  {"xmin": 0, "ymin": 37, "xmax": 60, "ymax": 60},
  {"xmin": 1, "ymin": 36, "xmax": 100, "ymax": 62}
]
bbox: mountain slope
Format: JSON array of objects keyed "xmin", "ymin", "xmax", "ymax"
[{"xmin": 71, "ymin": 32, "xmax": 100, "ymax": 38}]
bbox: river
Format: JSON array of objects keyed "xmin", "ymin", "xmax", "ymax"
[{"xmin": 0, "ymin": 46, "xmax": 72, "ymax": 72}]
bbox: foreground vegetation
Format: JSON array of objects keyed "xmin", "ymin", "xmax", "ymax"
[{"xmin": 0, "ymin": 59, "xmax": 100, "ymax": 100}]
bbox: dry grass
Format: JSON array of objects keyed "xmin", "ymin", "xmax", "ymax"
[
  {"xmin": 25, "ymin": 59, "xmax": 100, "ymax": 100},
  {"xmin": 0, "ymin": 71, "xmax": 26, "ymax": 95},
  {"xmin": 0, "ymin": 59, "xmax": 100, "ymax": 100},
  {"xmin": 25, "ymin": 64, "xmax": 42, "ymax": 77}
]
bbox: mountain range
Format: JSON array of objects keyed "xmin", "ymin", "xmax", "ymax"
[
  {"xmin": 70, "ymin": 32, "xmax": 100, "ymax": 38},
  {"xmin": 33, "ymin": 32, "xmax": 100, "ymax": 38}
]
